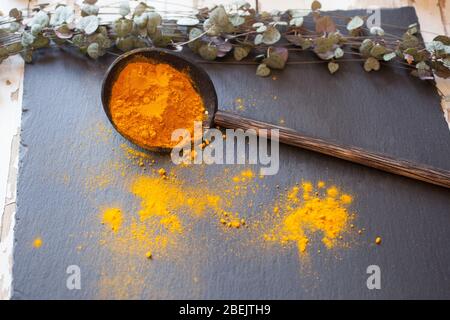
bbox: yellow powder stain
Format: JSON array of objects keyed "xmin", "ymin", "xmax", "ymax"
[
  {"xmin": 33, "ymin": 237, "xmax": 43, "ymax": 248},
  {"xmin": 101, "ymin": 208, "xmax": 123, "ymax": 233},
  {"xmin": 264, "ymin": 181, "xmax": 355, "ymax": 256}
]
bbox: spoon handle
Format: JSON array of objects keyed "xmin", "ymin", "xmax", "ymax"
[{"xmin": 214, "ymin": 110, "xmax": 450, "ymax": 189}]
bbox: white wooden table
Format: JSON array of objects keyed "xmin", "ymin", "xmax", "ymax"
[{"xmin": 0, "ymin": 0, "xmax": 449, "ymax": 300}]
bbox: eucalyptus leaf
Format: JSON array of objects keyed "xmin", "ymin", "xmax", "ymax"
[
  {"xmin": 198, "ymin": 44, "xmax": 218, "ymax": 60},
  {"xmin": 370, "ymin": 44, "xmax": 386, "ymax": 59},
  {"xmin": 116, "ymin": 36, "xmax": 134, "ymax": 51},
  {"xmin": 328, "ymin": 61, "xmax": 339, "ymax": 74},
  {"xmin": 119, "ymin": 1, "xmax": 131, "ymax": 17},
  {"xmin": 32, "ymin": 35, "xmax": 50, "ymax": 48},
  {"xmin": 263, "ymin": 47, "xmax": 288, "ymax": 69},
  {"xmin": 256, "ymin": 63, "xmax": 271, "ymax": 77},
  {"xmin": 50, "ymin": 6, "xmax": 74, "ymax": 26},
  {"xmin": 81, "ymin": 4, "xmax": 99, "ymax": 17},
  {"xmin": 254, "ymin": 34, "xmax": 263, "ymax": 45},
  {"xmin": 262, "ymin": 26, "xmax": 281, "ymax": 45},
  {"xmin": 234, "ymin": 46, "xmax": 251, "ymax": 61},
  {"xmin": 77, "ymin": 16, "xmax": 99, "ymax": 35},
  {"xmin": 370, "ymin": 26, "xmax": 384, "ymax": 36},
  {"xmin": 334, "ymin": 47, "xmax": 344, "ymax": 59},
  {"xmin": 9, "ymin": 8, "xmax": 22, "ymax": 19},
  {"xmin": 364, "ymin": 57, "xmax": 380, "ymax": 72},
  {"xmin": 229, "ymin": 14, "xmax": 245, "ymax": 27},
  {"xmin": 134, "ymin": 2, "xmax": 147, "ymax": 17},
  {"xmin": 383, "ymin": 52, "xmax": 396, "ymax": 61},
  {"xmin": 30, "ymin": 11, "xmax": 49, "ymax": 28},
  {"xmin": 433, "ymin": 35, "xmax": 450, "ymax": 45},
  {"xmin": 31, "ymin": 24, "xmax": 43, "ymax": 36},
  {"xmin": 21, "ymin": 31, "xmax": 35, "ymax": 47},
  {"xmin": 114, "ymin": 18, "xmax": 133, "ymax": 37},
  {"xmin": 9, "ymin": 22, "xmax": 21, "ymax": 32},
  {"xmin": 87, "ymin": 42, "xmax": 100, "ymax": 59},
  {"xmin": 177, "ymin": 18, "xmax": 199, "ymax": 26},
  {"xmin": 347, "ymin": 16, "xmax": 364, "ymax": 31},
  {"xmin": 256, "ymin": 25, "xmax": 267, "ymax": 33},
  {"xmin": 359, "ymin": 39, "xmax": 374, "ymax": 57}
]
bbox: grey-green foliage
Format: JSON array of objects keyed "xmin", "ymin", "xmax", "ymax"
[
  {"xmin": 50, "ymin": 5, "xmax": 75, "ymax": 26},
  {"xmin": 81, "ymin": 4, "xmax": 99, "ymax": 17}
]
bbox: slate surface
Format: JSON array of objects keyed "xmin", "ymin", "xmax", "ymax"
[{"xmin": 13, "ymin": 7, "xmax": 450, "ymax": 299}]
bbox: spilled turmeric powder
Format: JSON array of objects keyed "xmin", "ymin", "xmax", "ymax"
[
  {"xmin": 264, "ymin": 181, "xmax": 355, "ymax": 256},
  {"xmin": 101, "ymin": 208, "xmax": 123, "ymax": 233},
  {"xmin": 109, "ymin": 60, "xmax": 206, "ymax": 149}
]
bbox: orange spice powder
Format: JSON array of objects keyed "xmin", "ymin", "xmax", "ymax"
[{"xmin": 109, "ymin": 61, "xmax": 205, "ymax": 149}]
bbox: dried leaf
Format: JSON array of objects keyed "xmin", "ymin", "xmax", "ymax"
[
  {"xmin": 199, "ymin": 44, "xmax": 218, "ymax": 60},
  {"xmin": 328, "ymin": 61, "xmax": 339, "ymax": 74},
  {"xmin": 256, "ymin": 63, "xmax": 271, "ymax": 77},
  {"xmin": 315, "ymin": 16, "xmax": 336, "ymax": 34},
  {"xmin": 262, "ymin": 26, "xmax": 281, "ymax": 45},
  {"xmin": 234, "ymin": 46, "xmax": 251, "ymax": 61},
  {"xmin": 364, "ymin": 57, "xmax": 380, "ymax": 72},
  {"xmin": 347, "ymin": 16, "xmax": 364, "ymax": 31}
]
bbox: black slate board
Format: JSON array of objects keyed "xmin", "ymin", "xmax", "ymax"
[{"xmin": 13, "ymin": 7, "xmax": 450, "ymax": 299}]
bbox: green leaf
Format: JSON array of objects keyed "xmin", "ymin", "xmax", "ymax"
[
  {"xmin": 198, "ymin": 45, "xmax": 218, "ymax": 61},
  {"xmin": 256, "ymin": 63, "xmax": 271, "ymax": 77},
  {"xmin": 400, "ymin": 33, "xmax": 419, "ymax": 50},
  {"xmin": 87, "ymin": 42, "xmax": 100, "ymax": 59},
  {"xmin": 229, "ymin": 14, "xmax": 245, "ymax": 27},
  {"xmin": 31, "ymin": 24, "xmax": 43, "ymax": 36},
  {"xmin": 119, "ymin": 1, "xmax": 131, "ymax": 17},
  {"xmin": 433, "ymin": 35, "xmax": 450, "ymax": 46},
  {"xmin": 77, "ymin": 16, "xmax": 99, "ymax": 35},
  {"xmin": 9, "ymin": 8, "xmax": 22, "ymax": 19},
  {"xmin": 50, "ymin": 5, "xmax": 74, "ymax": 26},
  {"xmin": 81, "ymin": 4, "xmax": 99, "ymax": 17},
  {"xmin": 383, "ymin": 52, "xmax": 396, "ymax": 61},
  {"xmin": 254, "ymin": 34, "xmax": 263, "ymax": 45},
  {"xmin": 359, "ymin": 39, "xmax": 374, "ymax": 57},
  {"xmin": 134, "ymin": 2, "xmax": 147, "ymax": 17},
  {"xmin": 116, "ymin": 36, "xmax": 135, "ymax": 51},
  {"xmin": 263, "ymin": 47, "xmax": 288, "ymax": 69},
  {"xmin": 370, "ymin": 44, "xmax": 387, "ymax": 59},
  {"xmin": 21, "ymin": 32, "xmax": 35, "ymax": 47},
  {"xmin": 262, "ymin": 26, "xmax": 281, "ymax": 45},
  {"xmin": 328, "ymin": 61, "xmax": 339, "ymax": 74},
  {"xmin": 370, "ymin": 26, "xmax": 384, "ymax": 36},
  {"xmin": 285, "ymin": 35, "xmax": 312, "ymax": 50},
  {"xmin": 114, "ymin": 18, "xmax": 133, "ymax": 37},
  {"xmin": 347, "ymin": 16, "xmax": 364, "ymax": 31},
  {"xmin": 177, "ymin": 18, "xmax": 199, "ymax": 26},
  {"xmin": 32, "ymin": 35, "xmax": 50, "ymax": 49},
  {"xmin": 21, "ymin": 49, "xmax": 33, "ymax": 63},
  {"xmin": 9, "ymin": 22, "xmax": 21, "ymax": 32},
  {"xmin": 147, "ymin": 12, "xmax": 162, "ymax": 35},
  {"xmin": 234, "ymin": 46, "xmax": 251, "ymax": 61},
  {"xmin": 30, "ymin": 11, "xmax": 49, "ymax": 28},
  {"xmin": 334, "ymin": 47, "xmax": 344, "ymax": 59},
  {"xmin": 364, "ymin": 57, "xmax": 380, "ymax": 72}
]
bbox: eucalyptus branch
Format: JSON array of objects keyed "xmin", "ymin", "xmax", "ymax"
[{"xmin": 0, "ymin": 0, "xmax": 449, "ymax": 80}]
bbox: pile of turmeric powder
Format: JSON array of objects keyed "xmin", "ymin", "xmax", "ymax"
[
  {"xmin": 109, "ymin": 60, "xmax": 206, "ymax": 149},
  {"xmin": 264, "ymin": 181, "xmax": 355, "ymax": 256}
]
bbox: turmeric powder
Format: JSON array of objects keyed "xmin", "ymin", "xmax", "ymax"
[
  {"xmin": 264, "ymin": 181, "xmax": 355, "ymax": 256},
  {"xmin": 109, "ymin": 60, "xmax": 206, "ymax": 149}
]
